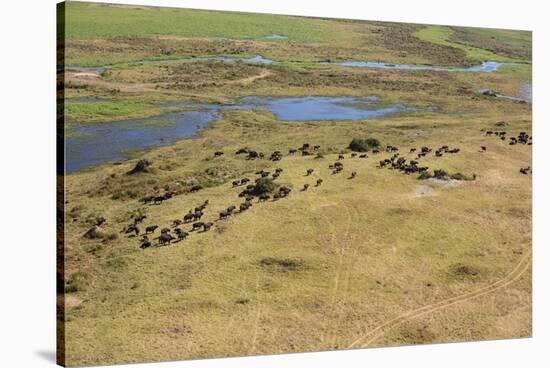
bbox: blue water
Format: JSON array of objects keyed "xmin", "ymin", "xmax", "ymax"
[
  {"xmin": 237, "ymin": 96, "xmax": 414, "ymax": 121},
  {"xmin": 65, "ymin": 96, "xmax": 416, "ymax": 172},
  {"xmin": 322, "ymin": 60, "xmax": 507, "ymax": 72},
  {"xmin": 63, "ymin": 66, "xmax": 106, "ymax": 73},
  {"xmin": 64, "ymin": 57, "xmax": 511, "ymax": 73},
  {"xmin": 141, "ymin": 55, "xmax": 273, "ymax": 65},
  {"xmin": 66, "ymin": 110, "xmax": 220, "ymax": 172},
  {"xmin": 263, "ymin": 34, "xmax": 288, "ymax": 40}
]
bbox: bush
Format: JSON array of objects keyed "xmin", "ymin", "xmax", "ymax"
[
  {"xmin": 433, "ymin": 169, "xmax": 448, "ymax": 179},
  {"xmin": 349, "ymin": 137, "xmax": 380, "ymax": 152},
  {"xmin": 251, "ymin": 178, "xmax": 276, "ymax": 195},
  {"xmin": 450, "ymin": 172, "xmax": 468, "ymax": 180},
  {"xmin": 127, "ymin": 159, "xmax": 152, "ymax": 175},
  {"xmin": 417, "ymin": 171, "xmax": 431, "ymax": 180}
]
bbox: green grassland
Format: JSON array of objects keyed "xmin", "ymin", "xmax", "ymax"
[
  {"xmin": 64, "ymin": 2, "xmax": 343, "ymax": 42},
  {"xmin": 413, "ymin": 25, "xmax": 520, "ymax": 62},
  {"xmin": 60, "ymin": 2, "xmax": 532, "ymax": 366}
]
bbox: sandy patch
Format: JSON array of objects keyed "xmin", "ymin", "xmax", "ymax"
[
  {"xmin": 72, "ymin": 72, "xmax": 99, "ymax": 79},
  {"xmin": 415, "ymin": 185, "xmax": 434, "ymax": 197},
  {"xmin": 65, "ymin": 295, "xmax": 83, "ymax": 309},
  {"xmin": 426, "ymin": 178, "xmax": 463, "ymax": 188}
]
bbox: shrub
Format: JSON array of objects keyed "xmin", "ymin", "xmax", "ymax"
[
  {"xmin": 349, "ymin": 137, "xmax": 380, "ymax": 152},
  {"xmin": 127, "ymin": 159, "xmax": 152, "ymax": 175},
  {"xmin": 251, "ymin": 178, "xmax": 276, "ymax": 195},
  {"xmin": 433, "ymin": 169, "xmax": 448, "ymax": 179},
  {"xmin": 417, "ymin": 171, "xmax": 431, "ymax": 180},
  {"xmin": 450, "ymin": 172, "xmax": 468, "ymax": 180}
]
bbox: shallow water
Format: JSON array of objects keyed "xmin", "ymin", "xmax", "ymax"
[
  {"xmin": 323, "ymin": 60, "xmax": 508, "ymax": 72},
  {"xmin": 262, "ymin": 34, "xmax": 288, "ymax": 39},
  {"xmin": 237, "ymin": 96, "xmax": 414, "ymax": 121},
  {"xmin": 64, "ymin": 57, "xmax": 511, "ymax": 73},
  {"xmin": 141, "ymin": 55, "xmax": 273, "ymax": 65},
  {"xmin": 65, "ymin": 96, "xmax": 416, "ymax": 172},
  {"xmin": 64, "ymin": 66, "xmax": 106, "ymax": 73},
  {"xmin": 66, "ymin": 110, "xmax": 220, "ymax": 172}
]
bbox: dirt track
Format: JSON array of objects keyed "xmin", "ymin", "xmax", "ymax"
[{"xmin": 347, "ymin": 250, "xmax": 532, "ymax": 348}]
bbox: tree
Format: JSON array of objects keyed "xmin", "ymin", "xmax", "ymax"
[
  {"xmin": 349, "ymin": 137, "xmax": 380, "ymax": 152},
  {"xmin": 252, "ymin": 178, "xmax": 276, "ymax": 195}
]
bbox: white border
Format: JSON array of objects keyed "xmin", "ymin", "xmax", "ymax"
[{"xmin": 1, "ymin": 1, "xmax": 548, "ymax": 367}]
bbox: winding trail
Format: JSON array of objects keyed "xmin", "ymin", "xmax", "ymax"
[
  {"xmin": 347, "ymin": 250, "xmax": 532, "ymax": 349},
  {"xmin": 317, "ymin": 197, "xmax": 360, "ymax": 348}
]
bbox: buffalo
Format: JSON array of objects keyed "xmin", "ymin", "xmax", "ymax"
[
  {"xmin": 159, "ymin": 233, "xmax": 175, "ymax": 245},
  {"xmin": 183, "ymin": 212, "xmax": 195, "ymax": 223},
  {"xmin": 145, "ymin": 225, "xmax": 158, "ymax": 234},
  {"xmin": 192, "ymin": 222, "xmax": 205, "ymax": 231},
  {"xmin": 140, "ymin": 236, "xmax": 151, "ymax": 249},
  {"xmin": 190, "ymin": 185, "xmax": 203, "ymax": 193}
]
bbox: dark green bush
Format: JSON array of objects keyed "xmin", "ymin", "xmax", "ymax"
[
  {"xmin": 251, "ymin": 178, "xmax": 276, "ymax": 195},
  {"xmin": 417, "ymin": 171, "xmax": 431, "ymax": 180},
  {"xmin": 450, "ymin": 172, "xmax": 468, "ymax": 180},
  {"xmin": 349, "ymin": 137, "xmax": 380, "ymax": 152},
  {"xmin": 433, "ymin": 169, "xmax": 449, "ymax": 179}
]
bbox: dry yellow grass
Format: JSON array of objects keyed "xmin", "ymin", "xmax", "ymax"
[
  {"xmin": 62, "ymin": 105, "xmax": 531, "ymax": 365},
  {"xmin": 59, "ymin": 4, "xmax": 531, "ymax": 366}
]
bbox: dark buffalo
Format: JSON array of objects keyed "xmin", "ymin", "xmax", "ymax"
[
  {"xmin": 183, "ymin": 212, "xmax": 195, "ymax": 223},
  {"xmin": 145, "ymin": 225, "xmax": 158, "ymax": 234},
  {"xmin": 134, "ymin": 214, "xmax": 146, "ymax": 224},
  {"xmin": 159, "ymin": 233, "xmax": 175, "ymax": 245},
  {"xmin": 192, "ymin": 222, "xmax": 205, "ymax": 231},
  {"xmin": 190, "ymin": 185, "xmax": 203, "ymax": 193},
  {"xmin": 140, "ymin": 236, "xmax": 151, "ymax": 249}
]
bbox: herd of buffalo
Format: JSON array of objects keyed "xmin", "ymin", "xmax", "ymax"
[{"xmin": 90, "ymin": 128, "xmax": 531, "ymax": 249}]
